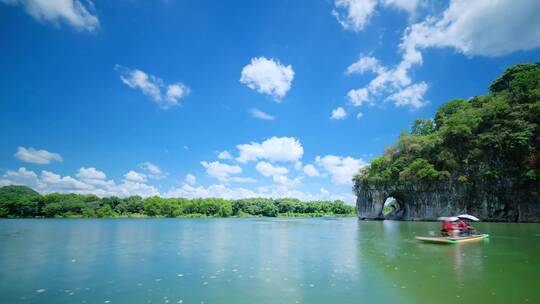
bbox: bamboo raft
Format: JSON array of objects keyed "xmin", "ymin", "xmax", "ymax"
[{"xmin": 415, "ymin": 234, "xmax": 489, "ymax": 244}]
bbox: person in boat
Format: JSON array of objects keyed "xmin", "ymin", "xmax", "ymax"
[
  {"xmin": 441, "ymin": 220, "xmax": 459, "ymax": 237},
  {"xmin": 458, "ymin": 220, "xmax": 477, "ymax": 236}
]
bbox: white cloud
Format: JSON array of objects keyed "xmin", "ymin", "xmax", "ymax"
[
  {"xmin": 386, "ymin": 82, "xmax": 428, "ymax": 109},
  {"xmin": 346, "ymin": 56, "xmax": 382, "ymax": 75},
  {"xmin": 402, "ymin": 0, "xmax": 540, "ymax": 57},
  {"xmin": 201, "ymin": 161, "xmax": 242, "ymax": 182},
  {"xmin": 165, "ymin": 184, "xmax": 259, "ymax": 200},
  {"xmin": 316, "ymin": 155, "xmax": 366, "ymax": 185},
  {"xmin": 332, "ymin": 0, "xmax": 420, "ymax": 32},
  {"xmin": 185, "ymin": 173, "xmax": 196, "ymax": 185},
  {"xmin": 331, "ymin": 107, "xmax": 347, "ymax": 120},
  {"xmin": 1, "ymin": 0, "xmax": 99, "ymax": 32},
  {"xmin": 229, "ymin": 177, "xmax": 257, "ymax": 184},
  {"xmin": 294, "ymin": 161, "xmax": 303, "ymax": 171},
  {"xmin": 332, "ymin": 0, "xmax": 377, "ymax": 32},
  {"xmin": 139, "ymin": 162, "xmax": 166, "ymax": 179},
  {"xmin": 236, "ymin": 136, "xmax": 304, "ymax": 163},
  {"xmin": 344, "ymin": 0, "xmax": 540, "ymax": 111},
  {"xmin": 0, "ymin": 167, "xmax": 159, "ymax": 197},
  {"xmin": 255, "ymin": 161, "xmax": 288, "ymax": 177},
  {"xmin": 0, "ymin": 167, "xmax": 41, "ymax": 189},
  {"xmin": 166, "ymin": 183, "xmax": 355, "ymax": 203},
  {"xmin": 240, "ymin": 57, "xmax": 294, "ymax": 100},
  {"xmin": 14, "ymin": 147, "xmax": 63, "ymax": 165},
  {"xmin": 217, "ymin": 151, "xmax": 233, "ymax": 160},
  {"xmin": 123, "ymin": 170, "xmax": 147, "ymax": 183},
  {"xmin": 347, "ymin": 88, "xmax": 369, "ymax": 106},
  {"xmin": 115, "ymin": 65, "xmax": 189, "ymax": 109},
  {"xmin": 303, "ymin": 164, "xmax": 321, "ymax": 177},
  {"xmin": 249, "ymin": 108, "xmax": 275, "ymax": 121},
  {"xmin": 356, "ymin": 112, "xmax": 364, "ymax": 119},
  {"xmin": 76, "ymin": 167, "xmax": 106, "ymax": 181}
]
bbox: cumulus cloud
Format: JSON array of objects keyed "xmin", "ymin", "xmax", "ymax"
[
  {"xmin": 255, "ymin": 161, "xmax": 288, "ymax": 177},
  {"xmin": 386, "ymin": 82, "xmax": 428, "ymax": 109},
  {"xmin": 303, "ymin": 164, "xmax": 321, "ymax": 177},
  {"xmin": 347, "ymin": 88, "xmax": 370, "ymax": 106},
  {"xmin": 217, "ymin": 151, "xmax": 233, "ymax": 160},
  {"xmin": 344, "ymin": 0, "xmax": 540, "ymax": 110},
  {"xmin": 240, "ymin": 57, "xmax": 294, "ymax": 100},
  {"xmin": 115, "ymin": 65, "xmax": 189, "ymax": 109},
  {"xmin": 0, "ymin": 167, "xmax": 159, "ymax": 197},
  {"xmin": 14, "ymin": 147, "xmax": 63, "ymax": 165},
  {"xmin": 201, "ymin": 161, "xmax": 242, "ymax": 182},
  {"xmin": 236, "ymin": 136, "xmax": 304, "ymax": 163},
  {"xmin": 123, "ymin": 170, "xmax": 147, "ymax": 183},
  {"xmin": 249, "ymin": 108, "xmax": 275, "ymax": 121},
  {"xmin": 332, "ymin": 0, "xmax": 420, "ymax": 32},
  {"xmin": 139, "ymin": 162, "xmax": 166, "ymax": 179},
  {"xmin": 165, "ymin": 183, "xmax": 355, "ymax": 203},
  {"xmin": 356, "ymin": 112, "xmax": 364, "ymax": 119},
  {"xmin": 185, "ymin": 173, "xmax": 196, "ymax": 186},
  {"xmin": 316, "ymin": 155, "xmax": 366, "ymax": 185},
  {"xmin": 331, "ymin": 107, "xmax": 347, "ymax": 120},
  {"xmin": 1, "ymin": 0, "xmax": 99, "ymax": 31}
]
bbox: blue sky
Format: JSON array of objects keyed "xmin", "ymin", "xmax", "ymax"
[{"xmin": 1, "ymin": 0, "xmax": 539, "ymax": 203}]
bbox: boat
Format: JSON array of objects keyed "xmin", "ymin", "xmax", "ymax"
[{"xmin": 415, "ymin": 234, "xmax": 489, "ymax": 244}]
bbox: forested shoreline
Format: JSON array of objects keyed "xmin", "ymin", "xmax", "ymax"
[{"xmin": 0, "ymin": 185, "xmax": 355, "ymax": 218}]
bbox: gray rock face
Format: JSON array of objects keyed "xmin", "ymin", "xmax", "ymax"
[{"xmin": 354, "ymin": 180, "xmax": 540, "ymax": 222}]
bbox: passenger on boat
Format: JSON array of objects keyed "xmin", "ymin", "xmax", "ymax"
[
  {"xmin": 441, "ymin": 221, "xmax": 458, "ymax": 237},
  {"xmin": 458, "ymin": 220, "xmax": 477, "ymax": 236}
]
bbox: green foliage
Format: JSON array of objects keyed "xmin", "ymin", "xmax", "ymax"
[
  {"xmin": 356, "ymin": 63, "xmax": 540, "ymax": 191},
  {"xmin": 0, "ymin": 185, "xmax": 356, "ymax": 218}
]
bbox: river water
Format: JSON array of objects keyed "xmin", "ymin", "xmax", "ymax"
[{"xmin": 0, "ymin": 218, "xmax": 538, "ymax": 304}]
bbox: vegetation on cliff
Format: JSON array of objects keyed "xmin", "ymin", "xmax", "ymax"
[
  {"xmin": 0, "ymin": 185, "xmax": 355, "ymax": 218},
  {"xmin": 355, "ymin": 63, "xmax": 540, "ymax": 194}
]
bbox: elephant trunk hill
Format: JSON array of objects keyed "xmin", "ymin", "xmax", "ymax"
[{"xmin": 354, "ymin": 63, "xmax": 540, "ymax": 222}]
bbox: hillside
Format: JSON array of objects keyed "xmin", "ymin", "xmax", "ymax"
[{"xmin": 354, "ymin": 63, "xmax": 540, "ymax": 222}]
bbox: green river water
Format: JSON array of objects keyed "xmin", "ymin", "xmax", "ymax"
[{"xmin": 0, "ymin": 218, "xmax": 538, "ymax": 303}]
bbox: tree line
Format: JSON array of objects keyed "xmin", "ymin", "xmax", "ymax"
[{"xmin": 0, "ymin": 185, "xmax": 356, "ymax": 218}]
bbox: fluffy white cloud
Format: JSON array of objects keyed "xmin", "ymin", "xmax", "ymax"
[
  {"xmin": 402, "ymin": 0, "xmax": 540, "ymax": 57},
  {"xmin": 344, "ymin": 0, "xmax": 540, "ymax": 111},
  {"xmin": 217, "ymin": 151, "xmax": 233, "ymax": 160},
  {"xmin": 1, "ymin": 0, "xmax": 99, "ymax": 31},
  {"xmin": 0, "ymin": 167, "xmax": 159, "ymax": 197},
  {"xmin": 76, "ymin": 167, "xmax": 106, "ymax": 181},
  {"xmin": 347, "ymin": 88, "xmax": 369, "ymax": 106},
  {"xmin": 139, "ymin": 162, "xmax": 166, "ymax": 179},
  {"xmin": 240, "ymin": 57, "xmax": 294, "ymax": 100},
  {"xmin": 115, "ymin": 65, "xmax": 189, "ymax": 109},
  {"xmin": 165, "ymin": 184, "xmax": 259, "ymax": 200},
  {"xmin": 256, "ymin": 161, "xmax": 288, "ymax": 177},
  {"xmin": 333, "ymin": 0, "xmax": 420, "ymax": 32},
  {"xmin": 123, "ymin": 170, "xmax": 147, "ymax": 183},
  {"xmin": 166, "ymin": 183, "xmax": 355, "ymax": 203},
  {"xmin": 332, "ymin": 0, "xmax": 377, "ymax": 32},
  {"xmin": 249, "ymin": 108, "xmax": 275, "ymax": 121},
  {"xmin": 303, "ymin": 164, "xmax": 320, "ymax": 177},
  {"xmin": 236, "ymin": 136, "xmax": 304, "ymax": 163},
  {"xmin": 331, "ymin": 107, "xmax": 347, "ymax": 120},
  {"xmin": 229, "ymin": 177, "xmax": 257, "ymax": 184},
  {"xmin": 356, "ymin": 112, "xmax": 364, "ymax": 119},
  {"xmin": 316, "ymin": 155, "xmax": 366, "ymax": 185},
  {"xmin": 386, "ymin": 82, "xmax": 428, "ymax": 108},
  {"xmin": 201, "ymin": 161, "xmax": 242, "ymax": 182},
  {"xmin": 0, "ymin": 167, "xmax": 41, "ymax": 189},
  {"xmin": 184, "ymin": 173, "xmax": 196, "ymax": 185},
  {"xmin": 14, "ymin": 147, "xmax": 63, "ymax": 165}
]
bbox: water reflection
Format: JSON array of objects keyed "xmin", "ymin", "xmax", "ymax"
[{"xmin": 0, "ymin": 219, "xmax": 539, "ymax": 304}]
